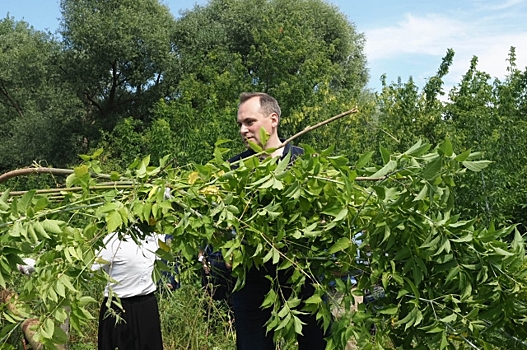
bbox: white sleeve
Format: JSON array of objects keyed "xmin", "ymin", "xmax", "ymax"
[{"xmin": 91, "ymin": 233, "xmax": 119, "ymax": 271}]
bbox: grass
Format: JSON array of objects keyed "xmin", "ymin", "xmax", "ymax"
[{"xmin": 66, "ymin": 281, "xmax": 237, "ymax": 350}]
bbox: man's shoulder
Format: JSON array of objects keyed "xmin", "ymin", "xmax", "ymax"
[
  {"xmin": 289, "ymin": 145, "xmax": 304, "ymax": 156},
  {"xmin": 228, "ymin": 144, "xmax": 303, "ymax": 164},
  {"xmin": 285, "ymin": 144, "xmax": 304, "ymax": 163},
  {"xmin": 228, "ymin": 149, "xmax": 255, "ymax": 163}
]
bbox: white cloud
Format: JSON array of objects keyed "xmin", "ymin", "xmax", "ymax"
[
  {"xmin": 364, "ymin": 9, "xmax": 527, "ymax": 88},
  {"xmin": 364, "ymin": 14, "xmax": 468, "ymax": 61},
  {"xmin": 471, "ymin": 0, "xmax": 525, "ymax": 12}
]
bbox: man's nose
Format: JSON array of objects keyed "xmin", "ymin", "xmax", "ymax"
[{"xmin": 240, "ymin": 124, "xmax": 248, "ymax": 134}]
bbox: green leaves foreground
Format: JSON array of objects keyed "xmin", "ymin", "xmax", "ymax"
[{"xmin": 1, "ymin": 139, "xmax": 526, "ymax": 349}]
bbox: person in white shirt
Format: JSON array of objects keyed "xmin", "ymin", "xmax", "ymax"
[{"xmin": 92, "ymin": 229, "xmax": 164, "ymax": 350}]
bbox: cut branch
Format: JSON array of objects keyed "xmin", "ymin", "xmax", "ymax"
[
  {"xmin": 0, "ymin": 167, "xmax": 74, "ymax": 184},
  {"xmin": 0, "ymin": 167, "xmax": 117, "ymax": 184},
  {"xmin": 279, "ymin": 107, "xmax": 359, "ymax": 149}
]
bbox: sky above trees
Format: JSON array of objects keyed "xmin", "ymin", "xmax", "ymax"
[{"xmin": 1, "ymin": 0, "xmax": 526, "ymax": 92}]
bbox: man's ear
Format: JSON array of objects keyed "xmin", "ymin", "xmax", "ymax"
[{"xmin": 270, "ymin": 113, "xmax": 279, "ymax": 128}]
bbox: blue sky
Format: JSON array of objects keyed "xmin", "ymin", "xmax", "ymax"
[{"xmin": 1, "ymin": 0, "xmax": 526, "ymax": 93}]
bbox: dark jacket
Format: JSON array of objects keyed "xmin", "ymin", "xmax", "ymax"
[
  {"xmin": 202, "ymin": 142, "xmax": 304, "ymax": 300},
  {"xmin": 228, "ymin": 142, "xmax": 304, "ymax": 164}
]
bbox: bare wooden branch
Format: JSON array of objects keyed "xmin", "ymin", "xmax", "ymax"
[
  {"xmin": 0, "ymin": 167, "xmax": 118, "ymax": 184},
  {"xmin": 279, "ymin": 107, "xmax": 359, "ymax": 149},
  {"xmin": 2, "ymin": 185, "xmax": 134, "ymax": 197},
  {"xmin": 0, "ymin": 168, "xmax": 74, "ymax": 184}
]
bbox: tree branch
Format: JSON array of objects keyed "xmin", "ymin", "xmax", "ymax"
[
  {"xmin": 0, "ymin": 167, "xmax": 117, "ymax": 184},
  {"xmin": 280, "ymin": 107, "xmax": 359, "ymax": 149},
  {"xmin": 0, "ymin": 80, "xmax": 24, "ymax": 119}
]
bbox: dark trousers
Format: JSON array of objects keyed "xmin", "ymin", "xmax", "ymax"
[
  {"xmin": 98, "ymin": 293, "xmax": 163, "ymax": 350},
  {"xmin": 231, "ymin": 266, "xmax": 327, "ymax": 350}
]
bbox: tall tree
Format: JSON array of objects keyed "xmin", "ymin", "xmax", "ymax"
[
  {"xmin": 374, "ymin": 49, "xmax": 455, "ymax": 155},
  {"xmin": 0, "ymin": 17, "xmax": 83, "ymax": 172},
  {"xmin": 59, "ymin": 0, "xmax": 179, "ymax": 146},
  {"xmin": 135, "ymin": 0, "xmax": 371, "ymax": 166},
  {"xmin": 446, "ymin": 48, "xmax": 527, "ymax": 230}
]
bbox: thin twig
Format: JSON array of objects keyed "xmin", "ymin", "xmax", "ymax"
[
  {"xmin": 279, "ymin": 107, "xmax": 359, "ymax": 148},
  {"xmin": 1, "ymin": 185, "xmax": 135, "ymax": 197}
]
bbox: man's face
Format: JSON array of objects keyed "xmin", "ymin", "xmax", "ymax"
[{"xmin": 237, "ymin": 96, "xmax": 277, "ymax": 149}]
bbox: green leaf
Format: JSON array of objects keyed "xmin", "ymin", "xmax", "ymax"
[
  {"xmin": 34, "ymin": 221, "xmax": 51, "ymax": 239},
  {"xmin": 327, "ymin": 237, "xmax": 351, "ymax": 254},
  {"xmin": 414, "ymin": 184, "xmax": 428, "ymax": 201},
  {"xmin": 17, "ymin": 190, "xmax": 35, "ymax": 215},
  {"xmin": 450, "ymin": 234, "xmax": 473, "ymax": 243},
  {"xmin": 272, "ymin": 248, "xmax": 280, "ymax": 265},
  {"xmin": 445, "ymin": 265, "xmax": 460, "ymax": 283},
  {"xmin": 74, "ymin": 164, "xmax": 89, "ymax": 177},
  {"xmin": 259, "ymin": 126, "xmax": 270, "ymax": 147},
  {"xmin": 110, "ymin": 171, "xmax": 121, "ymax": 181},
  {"xmin": 59, "ymin": 274, "xmax": 78, "ymax": 292},
  {"xmin": 276, "ymin": 313, "xmax": 292, "ymax": 331},
  {"xmin": 41, "ymin": 318, "xmax": 55, "ymax": 339},
  {"xmin": 421, "ymin": 156, "xmax": 442, "ymax": 180},
  {"xmin": 438, "ymin": 138, "xmax": 453, "ymax": 157},
  {"xmin": 370, "ymin": 160, "xmax": 397, "ymax": 178},
  {"xmin": 0, "ymin": 271, "xmax": 5, "ymax": 289},
  {"xmin": 304, "ymin": 294, "xmax": 323, "ymax": 304},
  {"xmin": 493, "ymin": 247, "xmax": 513, "ymax": 256},
  {"xmin": 334, "ymin": 208, "xmax": 348, "ymax": 222},
  {"xmin": 0, "ymin": 199, "xmax": 9, "ymax": 211},
  {"xmin": 247, "ymin": 140, "xmax": 263, "ymax": 153},
  {"xmin": 420, "ymin": 235, "xmax": 440, "ymax": 249},
  {"xmin": 79, "ymin": 296, "xmax": 98, "ymax": 305},
  {"xmin": 439, "ymin": 313, "xmax": 457, "ymax": 323},
  {"xmin": 379, "ymin": 144, "xmax": 391, "ymax": 164},
  {"xmin": 454, "ymin": 149, "xmax": 471, "ymax": 162},
  {"xmin": 378, "ymin": 306, "xmax": 398, "ymax": 315},
  {"xmin": 462, "ymin": 160, "xmax": 492, "ymax": 172},
  {"xmin": 293, "ymin": 315, "xmax": 304, "ymax": 335},
  {"xmin": 275, "ymin": 152, "xmax": 291, "ymax": 174},
  {"xmin": 52, "ymin": 325, "xmax": 69, "ymax": 343},
  {"xmin": 405, "ymin": 140, "xmax": 431, "ymax": 156},
  {"xmin": 262, "ymin": 289, "xmax": 277, "ymax": 309},
  {"xmin": 56, "ymin": 279, "xmax": 67, "ymax": 299},
  {"xmin": 355, "ymin": 151, "xmax": 374, "ymax": 169},
  {"xmin": 106, "ymin": 211, "xmax": 123, "ymax": 233},
  {"xmin": 65, "ymin": 173, "xmax": 76, "ymax": 188},
  {"xmin": 42, "ymin": 220, "xmax": 63, "ymax": 234}
]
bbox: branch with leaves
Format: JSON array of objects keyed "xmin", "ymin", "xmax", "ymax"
[{"xmin": 0, "ymin": 115, "xmax": 525, "ymax": 349}]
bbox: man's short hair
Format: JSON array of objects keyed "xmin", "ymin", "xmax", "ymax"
[{"xmin": 239, "ymin": 92, "xmax": 281, "ymax": 120}]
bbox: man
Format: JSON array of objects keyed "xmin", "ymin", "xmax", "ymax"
[{"xmin": 229, "ymin": 92, "xmax": 327, "ymax": 350}]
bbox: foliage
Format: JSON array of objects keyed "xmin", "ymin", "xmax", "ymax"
[
  {"xmin": 373, "ymin": 47, "xmax": 527, "ymax": 232},
  {"xmin": 0, "ymin": 17, "xmax": 83, "ymax": 172},
  {"xmin": 59, "ymin": 0, "xmax": 179, "ymax": 143},
  {"xmin": 65, "ymin": 282, "xmax": 237, "ymax": 350},
  {"xmin": 1, "ymin": 139, "xmax": 526, "ymax": 349},
  {"xmin": 446, "ymin": 48, "xmax": 527, "ymax": 230},
  {"xmin": 1, "ymin": 0, "xmax": 371, "ymax": 172},
  {"xmin": 149, "ymin": 0, "xmax": 371, "ymax": 165}
]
